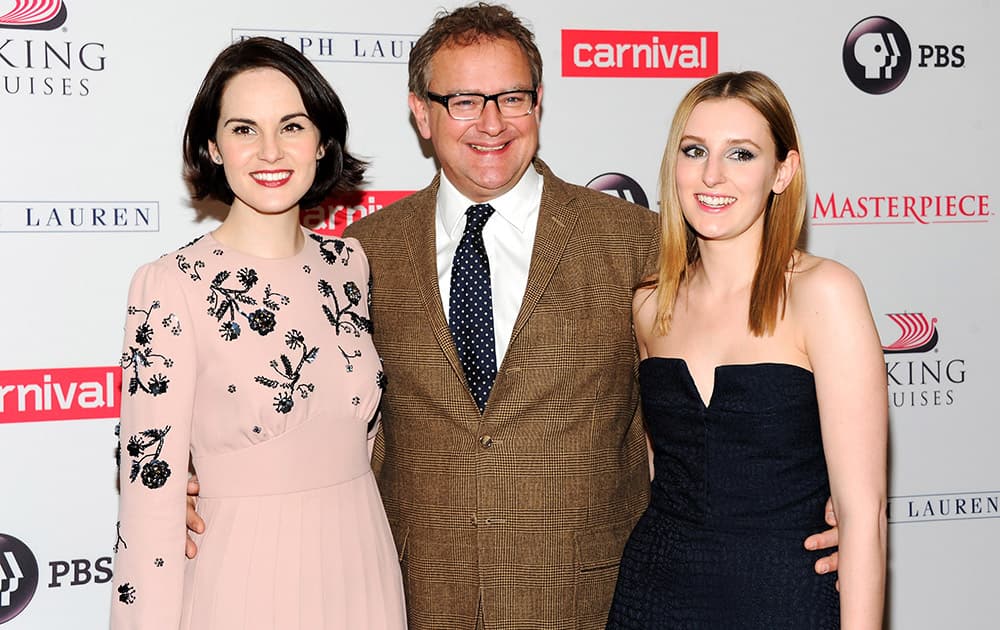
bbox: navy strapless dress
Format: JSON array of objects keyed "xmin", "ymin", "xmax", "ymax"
[{"xmin": 606, "ymin": 358, "xmax": 839, "ymax": 629}]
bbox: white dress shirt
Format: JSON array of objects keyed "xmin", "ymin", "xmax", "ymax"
[{"xmin": 436, "ymin": 167, "xmax": 543, "ymax": 366}]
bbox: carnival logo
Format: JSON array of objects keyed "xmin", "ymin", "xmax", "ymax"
[
  {"xmin": 232, "ymin": 29, "xmax": 418, "ymax": 64},
  {"xmin": 879, "ymin": 313, "xmax": 966, "ymax": 409},
  {"xmin": 888, "ymin": 491, "xmax": 1000, "ymax": 524},
  {"xmin": 586, "ymin": 172, "xmax": 650, "ymax": 209},
  {"xmin": 562, "ymin": 29, "xmax": 717, "ymax": 78},
  {"xmin": 0, "ymin": 0, "xmax": 67, "ymax": 30},
  {"xmin": 882, "ymin": 312, "xmax": 938, "ymax": 354},
  {"xmin": 0, "ymin": 533, "xmax": 38, "ymax": 624},
  {"xmin": 0, "ymin": 367, "xmax": 121, "ymax": 424},
  {"xmin": 302, "ymin": 190, "xmax": 412, "ymax": 237},
  {"xmin": 810, "ymin": 193, "xmax": 991, "ymax": 226},
  {"xmin": 0, "ymin": 202, "xmax": 159, "ymax": 233}
]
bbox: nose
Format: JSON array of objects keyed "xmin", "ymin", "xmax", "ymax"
[
  {"xmin": 476, "ymin": 99, "xmax": 506, "ymax": 135},
  {"xmin": 702, "ymin": 154, "xmax": 725, "ymax": 187},
  {"xmin": 258, "ymin": 131, "xmax": 283, "ymax": 162}
]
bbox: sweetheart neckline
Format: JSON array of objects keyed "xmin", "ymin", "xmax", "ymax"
[{"xmin": 639, "ymin": 356, "xmax": 814, "ymax": 409}]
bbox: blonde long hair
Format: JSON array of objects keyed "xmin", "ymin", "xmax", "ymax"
[{"xmin": 652, "ymin": 70, "xmax": 806, "ymax": 337}]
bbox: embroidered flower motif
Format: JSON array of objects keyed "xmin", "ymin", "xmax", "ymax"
[
  {"xmin": 247, "ymin": 309, "xmax": 276, "ymax": 335},
  {"xmin": 339, "ymin": 346, "xmax": 361, "ymax": 372},
  {"xmin": 140, "ymin": 458, "xmax": 172, "ymax": 489},
  {"xmin": 154, "ymin": 558, "xmax": 164, "ymax": 567},
  {"xmin": 311, "ymin": 234, "xmax": 353, "ymax": 266},
  {"xmin": 303, "ymin": 265, "xmax": 311, "ymax": 273},
  {"xmin": 213, "ymin": 249, "xmax": 223, "ymax": 256},
  {"xmin": 114, "ymin": 521, "xmax": 127, "ymax": 553},
  {"xmin": 256, "ymin": 330, "xmax": 319, "ymax": 415},
  {"xmin": 252, "ymin": 426, "xmax": 262, "ymax": 434},
  {"xmin": 352, "ymin": 396, "xmax": 360, "ymax": 406},
  {"xmin": 122, "ymin": 301, "xmax": 177, "ymax": 397},
  {"xmin": 227, "ymin": 385, "xmax": 236, "ymax": 393},
  {"xmin": 376, "ymin": 370, "xmax": 387, "ymax": 391},
  {"xmin": 118, "ymin": 583, "xmax": 136, "ymax": 605},
  {"xmin": 126, "ymin": 426, "xmax": 172, "ymax": 490},
  {"xmin": 220, "ymin": 321, "xmax": 241, "ymax": 341},
  {"xmin": 318, "ymin": 280, "xmax": 372, "ymax": 337}
]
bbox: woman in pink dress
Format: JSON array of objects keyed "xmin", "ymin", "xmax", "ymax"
[{"xmin": 110, "ymin": 37, "xmax": 406, "ymax": 630}]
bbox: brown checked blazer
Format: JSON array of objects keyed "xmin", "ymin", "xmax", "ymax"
[{"xmin": 345, "ymin": 159, "xmax": 659, "ymax": 630}]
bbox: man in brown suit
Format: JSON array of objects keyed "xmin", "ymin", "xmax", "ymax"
[{"xmin": 187, "ymin": 4, "xmax": 841, "ymax": 628}]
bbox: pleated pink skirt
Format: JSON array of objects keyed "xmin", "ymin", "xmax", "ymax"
[{"xmin": 182, "ymin": 416, "xmax": 407, "ymax": 629}]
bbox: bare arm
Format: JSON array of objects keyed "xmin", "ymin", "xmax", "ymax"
[{"xmin": 800, "ymin": 260, "xmax": 888, "ymax": 628}]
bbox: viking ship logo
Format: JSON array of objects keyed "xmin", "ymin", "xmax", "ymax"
[
  {"xmin": 881, "ymin": 313, "xmax": 939, "ymax": 354},
  {"xmin": 0, "ymin": 0, "xmax": 67, "ymax": 30}
]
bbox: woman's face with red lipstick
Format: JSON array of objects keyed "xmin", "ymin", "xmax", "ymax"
[{"xmin": 208, "ymin": 67, "xmax": 323, "ymax": 216}]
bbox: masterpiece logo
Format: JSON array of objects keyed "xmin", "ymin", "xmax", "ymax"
[
  {"xmin": 586, "ymin": 172, "xmax": 650, "ymax": 209},
  {"xmin": 0, "ymin": 201, "xmax": 159, "ymax": 233},
  {"xmin": 1, "ymin": 1, "xmax": 108, "ymax": 97},
  {"xmin": 562, "ymin": 29, "xmax": 717, "ymax": 78},
  {"xmin": 0, "ymin": 367, "xmax": 121, "ymax": 424},
  {"xmin": 301, "ymin": 190, "xmax": 412, "ymax": 237},
  {"xmin": 232, "ymin": 29, "xmax": 418, "ymax": 64},
  {"xmin": 888, "ymin": 491, "xmax": 999, "ymax": 524},
  {"xmin": 880, "ymin": 313, "xmax": 965, "ymax": 408},
  {"xmin": 0, "ymin": 533, "xmax": 38, "ymax": 624},
  {"xmin": 843, "ymin": 15, "xmax": 967, "ymax": 95},
  {"xmin": 811, "ymin": 192, "xmax": 991, "ymax": 226}
]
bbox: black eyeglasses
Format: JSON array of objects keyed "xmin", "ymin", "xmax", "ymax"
[{"xmin": 425, "ymin": 89, "xmax": 538, "ymax": 120}]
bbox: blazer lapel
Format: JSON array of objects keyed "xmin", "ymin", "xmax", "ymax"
[
  {"xmin": 507, "ymin": 162, "xmax": 579, "ymax": 352},
  {"xmin": 400, "ymin": 183, "xmax": 467, "ymax": 383}
]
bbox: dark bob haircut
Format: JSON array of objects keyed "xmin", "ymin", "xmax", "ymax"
[{"xmin": 183, "ymin": 37, "xmax": 365, "ymax": 209}]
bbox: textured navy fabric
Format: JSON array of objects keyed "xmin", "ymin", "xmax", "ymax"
[
  {"xmin": 607, "ymin": 358, "xmax": 840, "ymax": 629},
  {"xmin": 448, "ymin": 203, "xmax": 497, "ymax": 412}
]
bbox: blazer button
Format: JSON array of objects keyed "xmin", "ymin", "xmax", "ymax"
[{"xmin": 479, "ymin": 435, "xmax": 494, "ymax": 449}]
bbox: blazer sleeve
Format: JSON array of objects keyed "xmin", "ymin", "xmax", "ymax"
[{"xmin": 110, "ymin": 261, "xmax": 196, "ymax": 630}]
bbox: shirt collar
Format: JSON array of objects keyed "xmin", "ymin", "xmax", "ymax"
[{"xmin": 437, "ymin": 165, "xmax": 542, "ymax": 237}]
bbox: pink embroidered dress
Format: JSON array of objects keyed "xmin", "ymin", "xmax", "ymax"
[{"xmin": 111, "ymin": 229, "xmax": 406, "ymax": 630}]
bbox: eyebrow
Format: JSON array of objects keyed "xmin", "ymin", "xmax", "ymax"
[
  {"xmin": 680, "ymin": 134, "xmax": 763, "ymax": 151},
  {"xmin": 222, "ymin": 112, "xmax": 311, "ymax": 126}
]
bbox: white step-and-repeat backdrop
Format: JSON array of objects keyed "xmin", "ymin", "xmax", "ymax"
[{"xmin": 0, "ymin": 1, "xmax": 995, "ymax": 627}]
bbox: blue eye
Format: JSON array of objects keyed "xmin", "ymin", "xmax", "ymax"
[{"xmin": 681, "ymin": 144, "xmax": 707, "ymax": 159}]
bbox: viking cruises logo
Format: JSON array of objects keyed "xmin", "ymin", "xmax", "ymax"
[
  {"xmin": 0, "ymin": 0, "xmax": 108, "ymax": 97},
  {"xmin": 586, "ymin": 172, "xmax": 650, "ymax": 209},
  {"xmin": 301, "ymin": 190, "xmax": 412, "ymax": 237},
  {"xmin": 0, "ymin": 367, "xmax": 121, "ymax": 424},
  {"xmin": 233, "ymin": 29, "xmax": 418, "ymax": 64},
  {"xmin": 0, "ymin": 0, "xmax": 67, "ymax": 30},
  {"xmin": 562, "ymin": 29, "xmax": 717, "ymax": 78},
  {"xmin": 880, "ymin": 313, "xmax": 965, "ymax": 408},
  {"xmin": 0, "ymin": 533, "xmax": 39, "ymax": 624}
]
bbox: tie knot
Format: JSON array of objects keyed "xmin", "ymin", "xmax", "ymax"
[{"xmin": 465, "ymin": 203, "xmax": 494, "ymax": 232}]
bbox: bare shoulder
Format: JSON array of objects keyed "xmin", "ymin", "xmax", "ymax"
[
  {"xmin": 791, "ymin": 253, "xmax": 868, "ymax": 308},
  {"xmin": 632, "ymin": 280, "xmax": 658, "ymax": 344}
]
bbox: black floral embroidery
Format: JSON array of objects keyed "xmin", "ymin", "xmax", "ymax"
[
  {"xmin": 154, "ymin": 558, "xmax": 164, "ymax": 567},
  {"xmin": 114, "ymin": 521, "xmax": 127, "ymax": 553},
  {"xmin": 339, "ymin": 346, "xmax": 361, "ymax": 372},
  {"xmin": 227, "ymin": 385, "xmax": 236, "ymax": 393},
  {"xmin": 376, "ymin": 370, "xmax": 387, "ymax": 391},
  {"xmin": 176, "ymin": 254, "xmax": 205, "ymax": 281},
  {"xmin": 254, "ymin": 330, "xmax": 318, "ymax": 414},
  {"xmin": 310, "ymin": 233, "xmax": 353, "ymax": 266},
  {"xmin": 252, "ymin": 426, "xmax": 262, "ymax": 434},
  {"xmin": 206, "ymin": 267, "xmax": 286, "ymax": 341},
  {"xmin": 303, "ymin": 265, "xmax": 311, "ymax": 274},
  {"xmin": 121, "ymin": 301, "xmax": 176, "ymax": 397},
  {"xmin": 352, "ymin": 396, "xmax": 360, "ymax": 406},
  {"xmin": 318, "ymin": 280, "xmax": 372, "ymax": 337},
  {"xmin": 126, "ymin": 425, "xmax": 172, "ymax": 489},
  {"xmin": 118, "ymin": 583, "xmax": 136, "ymax": 605},
  {"xmin": 213, "ymin": 249, "xmax": 224, "ymax": 256}
]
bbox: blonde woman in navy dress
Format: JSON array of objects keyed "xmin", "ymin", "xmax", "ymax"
[{"xmin": 607, "ymin": 71, "xmax": 887, "ymax": 629}]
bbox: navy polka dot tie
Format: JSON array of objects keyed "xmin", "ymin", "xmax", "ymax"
[{"xmin": 449, "ymin": 203, "xmax": 497, "ymax": 412}]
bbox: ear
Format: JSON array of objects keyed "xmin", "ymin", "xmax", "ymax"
[
  {"xmin": 533, "ymin": 83, "xmax": 544, "ymax": 120},
  {"xmin": 772, "ymin": 149, "xmax": 799, "ymax": 194},
  {"xmin": 208, "ymin": 140, "xmax": 222, "ymax": 164},
  {"xmin": 316, "ymin": 144, "xmax": 326, "ymax": 160},
  {"xmin": 409, "ymin": 91, "xmax": 432, "ymax": 140}
]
